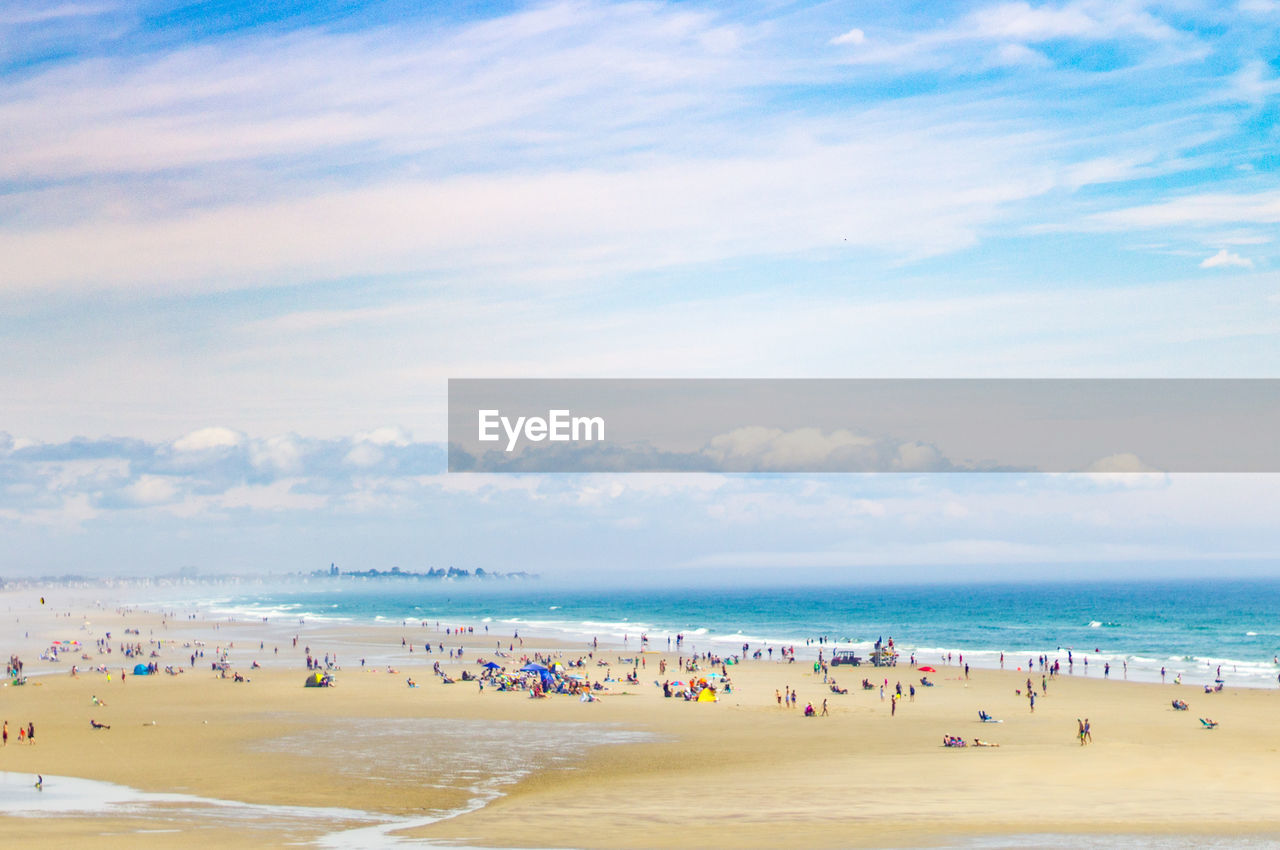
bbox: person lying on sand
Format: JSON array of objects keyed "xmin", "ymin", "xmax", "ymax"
[
  {"xmin": 90, "ymin": 719, "xmax": 110, "ymax": 729},
  {"xmin": 973, "ymin": 739, "xmax": 999, "ymax": 747}
]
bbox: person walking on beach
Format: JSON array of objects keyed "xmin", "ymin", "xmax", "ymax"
[
  {"xmin": 821, "ymin": 699, "xmax": 828, "ymax": 716},
  {"xmin": 27, "ymin": 722, "xmax": 34, "ymax": 744},
  {"xmin": 1029, "ymin": 692, "xmax": 1035, "ymax": 713},
  {"xmin": 1084, "ymin": 718, "xmax": 1092, "ymax": 744},
  {"xmin": 1077, "ymin": 718, "xmax": 1085, "ymax": 745}
]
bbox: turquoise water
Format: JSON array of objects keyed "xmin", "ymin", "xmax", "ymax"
[{"xmin": 208, "ymin": 579, "xmax": 1280, "ymax": 687}]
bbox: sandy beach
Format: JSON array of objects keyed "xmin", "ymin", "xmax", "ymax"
[{"xmin": 0, "ymin": 588, "xmax": 1278, "ymax": 849}]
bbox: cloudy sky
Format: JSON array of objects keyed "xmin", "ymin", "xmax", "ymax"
[{"xmin": 2, "ymin": 0, "xmax": 1279, "ymax": 579}]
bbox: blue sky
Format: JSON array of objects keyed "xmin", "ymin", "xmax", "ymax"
[{"xmin": 2, "ymin": 0, "xmax": 1280, "ymax": 578}]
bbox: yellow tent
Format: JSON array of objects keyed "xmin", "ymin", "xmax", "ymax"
[{"xmin": 697, "ymin": 688, "xmax": 717, "ymax": 702}]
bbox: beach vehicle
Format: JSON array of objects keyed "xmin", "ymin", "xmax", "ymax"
[{"xmin": 831, "ymin": 650, "xmax": 861, "ymax": 667}]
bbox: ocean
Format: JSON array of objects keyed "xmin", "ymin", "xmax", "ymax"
[{"xmin": 202, "ymin": 578, "xmax": 1280, "ymax": 689}]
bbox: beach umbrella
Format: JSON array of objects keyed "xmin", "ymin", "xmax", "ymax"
[
  {"xmin": 482, "ymin": 661, "xmax": 501, "ymax": 670},
  {"xmin": 519, "ymin": 663, "xmax": 549, "ymax": 673}
]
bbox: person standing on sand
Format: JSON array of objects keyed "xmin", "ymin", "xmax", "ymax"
[
  {"xmin": 2, "ymin": 721, "xmax": 6, "ymax": 746},
  {"xmin": 27, "ymin": 722, "xmax": 34, "ymax": 744},
  {"xmin": 1077, "ymin": 718, "xmax": 1085, "ymax": 745},
  {"xmin": 821, "ymin": 699, "xmax": 828, "ymax": 716},
  {"xmin": 1084, "ymin": 718, "xmax": 1092, "ymax": 743}
]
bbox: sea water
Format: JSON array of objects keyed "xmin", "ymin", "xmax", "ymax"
[{"xmin": 202, "ymin": 578, "xmax": 1280, "ymax": 688}]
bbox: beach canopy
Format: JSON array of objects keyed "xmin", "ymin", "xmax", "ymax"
[
  {"xmin": 132, "ymin": 663, "xmax": 150, "ymax": 676},
  {"xmin": 697, "ymin": 688, "xmax": 717, "ymax": 702},
  {"xmin": 918, "ymin": 666, "xmax": 936, "ymax": 672},
  {"xmin": 519, "ymin": 663, "xmax": 549, "ymax": 673},
  {"xmin": 304, "ymin": 672, "xmax": 327, "ymax": 687},
  {"xmin": 482, "ymin": 661, "xmax": 502, "ymax": 670}
]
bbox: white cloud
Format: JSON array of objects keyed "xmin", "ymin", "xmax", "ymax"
[
  {"xmin": 700, "ymin": 427, "xmax": 951, "ymax": 472},
  {"xmin": 838, "ymin": 0, "xmax": 1187, "ymax": 69},
  {"xmin": 1200, "ymin": 248, "xmax": 1254, "ymax": 268},
  {"xmin": 119, "ymin": 475, "xmax": 179, "ymax": 506},
  {"xmin": 1086, "ymin": 190, "xmax": 1280, "ymax": 230},
  {"xmin": 355, "ymin": 426, "xmax": 413, "ymax": 447},
  {"xmin": 830, "ymin": 28, "xmax": 865, "ymax": 46},
  {"xmin": 172, "ymin": 427, "xmax": 246, "ymax": 452},
  {"xmin": 988, "ymin": 42, "xmax": 1051, "ymax": 67},
  {"xmin": 344, "ymin": 443, "xmax": 385, "ymax": 468},
  {"xmin": 219, "ymin": 480, "xmax": 328, "ymax": 511},
  {"xmin": 249, "ymin": 435, "xmax": 305, "ymax": 474},
  {"xmin": 965, "ymin": 1, "xmax": 1176, "ymax": 43},
  {"xmin": 1227, "ymin": 60, "xmax": 1280, "ymax": 104},
  {"xmin": 0, "ymin": 3, "xmax": 115, "ymax": 25},
  {"xmin": 1083, "ymin": 452, "xmax": 1159, "ymax": 473}
]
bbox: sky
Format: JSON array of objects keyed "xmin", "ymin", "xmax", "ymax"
[{"xmin": 1, "ymin": 0, "xmax": 1279, "ymax": 580}]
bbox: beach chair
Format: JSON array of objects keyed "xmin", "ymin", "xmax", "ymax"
[
  {"xmin": 1171, "ymin": 700, "xmax": 1188, "ymax": 711},
  {"xmin": 1199, "ymin": 718, "xmax": 1218, "ymax": 729}
]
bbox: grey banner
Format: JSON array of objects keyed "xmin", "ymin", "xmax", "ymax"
[{"xmin": 447, "ymin": 379, "xmax": 1280, "ymax": 473}]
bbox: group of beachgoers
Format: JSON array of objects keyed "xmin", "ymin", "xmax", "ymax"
[
  {"xmin": 943, "ymin": 735, "xmax": 999, "ymax": 748},
  {"xmin": 2, "ymin": 720, "xmax": 35, "ymax": 745}
]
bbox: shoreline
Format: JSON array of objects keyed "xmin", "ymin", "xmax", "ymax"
[{"xmin": 184, "ymin": 589, "xmax": 1280, "ymax": 691}]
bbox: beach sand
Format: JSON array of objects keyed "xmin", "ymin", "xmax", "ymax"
[{"xmin": 0, "ymin": 589, "xmax": 1278, "ymax": 848}]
